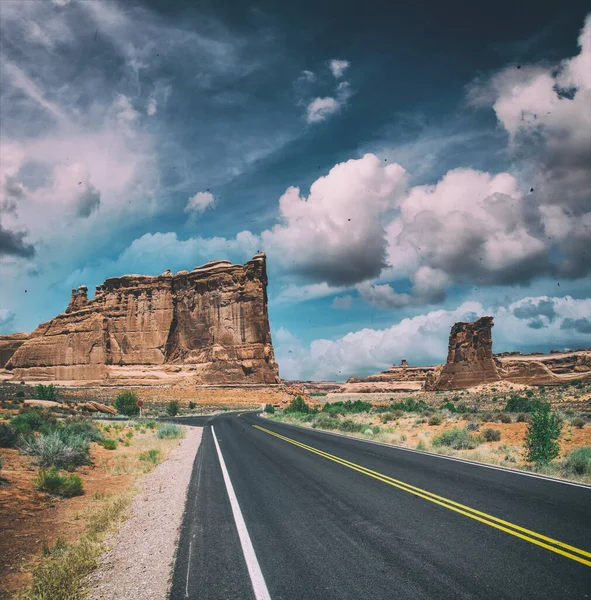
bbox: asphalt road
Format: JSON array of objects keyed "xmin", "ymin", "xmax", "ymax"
[{"xmin": 170, "ymin": 412, "xmax": 591, "ymax": 600}]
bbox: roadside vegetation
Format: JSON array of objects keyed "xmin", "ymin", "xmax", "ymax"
[{"xmin": 269, "ymin": 390, "xmax": 591, "ymax": 484}]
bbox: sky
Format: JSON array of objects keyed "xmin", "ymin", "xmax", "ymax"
[{"xmin": 0, "ymin": 0, "xmax": 590, "ymax": 381}]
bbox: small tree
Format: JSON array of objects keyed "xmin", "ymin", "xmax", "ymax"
[
  {"xmin": 114, "ymin": 391, "xmax": 139, "ymax": 416},
  {"xmin": 167, "ymin": 400, "xmax": 180, "ymax": 417},
  {"xmin": 524, "ymin": 402, "xmax": 562, "ymax": 467},
  {"xmin": 264, "ymin": 404, "xmax": 275, "ymax": 414},
  {"xmin": 286, "ymin": 395, "xmax": 309, "ymax": 414},
  {"xmin": 34, "ymin": 384, "xmax": 58, "ymax": 401},
  {"xmin": 188, "ymin": 401, "xmax": 196, "ymax": 410}
]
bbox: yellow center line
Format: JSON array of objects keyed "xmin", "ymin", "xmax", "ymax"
[{"xmin": 253, "ymin": 424, "xmax": 591, "ymax": 567}]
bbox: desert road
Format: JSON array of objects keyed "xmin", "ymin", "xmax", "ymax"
[{"xmin": 170, "ymin": 412, "xmax": 591, "ymax": 600}]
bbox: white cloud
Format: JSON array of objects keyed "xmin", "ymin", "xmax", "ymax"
[
  {"xmin": 185, "ymin": 191, "xmax": 215, "ymax": 216},
  {"xmin": 114, "ymin": 94, "xmax": 138, "ymax": 123},
  {"xmin": 147, "ymin": 98, "xmax": 157, "ymax": 116},
  {"xmin": 332, "ymin": 295, "xmax": 353, "ymax": 310},
  {"xmin": 261, "ymin": 153, "xmax": 408, "ymax": 285},
  {"xmin": 306, "ymin": 96, "xmax": 339, "ymax": 123},
  {"xmin": 328, "ymin": 59, "xmax": 350, "ymax": 79}
]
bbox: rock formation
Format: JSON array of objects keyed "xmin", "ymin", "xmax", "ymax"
[
  {"xmin": 425, "ymin": 317, "xmax": 503, "ymax": 390},
  {"xmin": 0, "ymin": 333, "xmax": 30, "ymax": 368},
  {"xmin": 2, "ymin": 253, "xmax": 280, "ymax": 385},
  {"xmin": 344, "ymin": 360, "xmax": 438, "ymax": 392}
]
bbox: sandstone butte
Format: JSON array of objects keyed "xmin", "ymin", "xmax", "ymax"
[{"xmin": 0, "ymin": 253, "xmax": 280, "ymax": 386}]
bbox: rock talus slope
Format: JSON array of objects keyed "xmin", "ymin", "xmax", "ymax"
[{"xmin": 3, "ymin": 253, "xmax": 279, "ymax": 384}]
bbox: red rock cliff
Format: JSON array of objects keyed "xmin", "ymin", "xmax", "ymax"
[{"xmin": 4, "ymin": 253, "xmax": 280, "ymax": 384}]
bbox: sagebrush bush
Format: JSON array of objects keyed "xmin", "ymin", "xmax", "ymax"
[
  {"xmin": 10, "ymin": 407, "xmax": 56, "ymax": 434},
  {"xmin": 338, "ymin": 419, "xmax": 364, "ymax": 433},
  {"xmin": 0, "ymin": 423, "xmax": 17, "ymax": 448},
  {"xmin": 113, "ymin": 391, "xmax": 139, "ymax": 416},
  {"xmin": 497, "ymin": 413, "xmax": 512, "ymax": 424},
  {"xmin": 20, "ymin": 431, "xmax": 90, "ymax": 470},
  {"xmin": 312, "ymin": 417, "xmax": 339, "ymax": 430},
  {"xmin": 440, "ymin": 401, "xmax": 457, "ymax": 413},
  {"xmin": 428, "ymin": 414, "xmax": 442, "ymax": 426},
  {"xmin": 466, "ymin": 422, "xmax": 479, "ymax": 432},
  {"xmin": 34, "ymin": 467, "xmax": 84, "ymax": 497},
  {"xmin": 562, "ymin": 446, "xmax": 591, "ymax": 476},
  {"xmin": 516, "ymin": 413, "xmax": 529, "ymax": 423},
  {"xmin": 482, "ymin": 428, "xmax": 501, "ymax": 442},
  {"xmin": 432, "ymin": 427, "xmax": 482, "ymax": 450},
  {"xmin": 60, "ymin": 418, "xmax": 104, "ymax": 443},
  {"xmin": 572, "ymin": 417, "xmax": 586, "ymax": 429},
  {"xmin": 157, "ymin": 423, "xmax": 183, "ymax": 439}
]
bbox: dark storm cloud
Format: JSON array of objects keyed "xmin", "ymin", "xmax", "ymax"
[
  {"xmin": 561, "ymin": 318, "xmax": 591, "ymax": 334},
  {"xmin": 0, "ymin": 225, "xmax": 35, "ymax": 258},
  {"xmin": 75, "ymin": 184, "xmax": 101, "ymax": 218},
  {"xmin": 513, "ymin": 298, "xmax": 557, "ymax": 321}
]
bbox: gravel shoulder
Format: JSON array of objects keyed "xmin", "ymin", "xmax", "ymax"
[{"xmin": 88, "ymin": 426, "xmax": 203, "ymax": 600}]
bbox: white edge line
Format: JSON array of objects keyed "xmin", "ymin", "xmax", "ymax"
[
  {"xmin": 212, "ymin": 426, "xmax": 272, "ymax": 600},
  {"xmin": 256, "ymin": 415, "xmax": 591, "ymax": 490}
]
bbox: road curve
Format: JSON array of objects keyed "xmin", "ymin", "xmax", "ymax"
[{"xmin": 170, "ymin": 412, "xmax": 591, "ymax": 600}]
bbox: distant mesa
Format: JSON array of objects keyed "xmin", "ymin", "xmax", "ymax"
[{"xmin": 0, "ymin": 253, "xmax": 280, "ymax": 386}]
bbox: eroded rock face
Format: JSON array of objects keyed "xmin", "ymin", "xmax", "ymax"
[
  {"xmin": 4, "ymin": 253, "xmax": 280, "ymax": 384},
  {"xmin": 425, "ymin": 317, "xmax": 503, "ymax": 390},
  {"xmin": 0, "ymin": 333, "xmax": 30, "ymax": 368}
]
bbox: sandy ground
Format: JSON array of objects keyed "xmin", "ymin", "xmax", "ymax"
[{"xmin": 87, "ymin": 426, "xmax": 202, "ymax": 600}]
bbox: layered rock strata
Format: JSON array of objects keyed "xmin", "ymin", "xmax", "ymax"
[{"xmin": 3, "ymin": 253, "xmax": 280, "ymax": 384}]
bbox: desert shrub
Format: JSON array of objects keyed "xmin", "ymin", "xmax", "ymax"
[
  {"xmin": 188, "ymin": 401, "xmax": 196, "ymax": 410},
  {"xmin": 497, "ymin": 413, "xmax": 512, "ymax": 424},
  {"xmin": 145, "ymin": 421, "xmax": 157, "ymax": 430},
  {"xmin": 286, "ymin": 396, "xmax": 309, "ymax": 414},
  {"xmin": 33, "ymin": 384, "xmax": 58, "ymax": 401},
  {"xmin": 440, "ymin": 401, "xmax": 457, "ymax": 413},
  {"xmin": 20, "ymin": 431, "xmax": 90, "ymax": 470},
  {"xmin": 390, "ymin": 398, "xmax": 428, "ymax": 413},
  {"xmin": 466, "ymin": 422, "xmax": 479, "ymax": 432},
  {"xmin": 157, "ymin": 423, "xmax": 183, "ymax": 439},
  {"xmin": 524, "ymin": 402, "xmax": 562, "ymax": 466},
  {"xmin": 516, "ymin": 413, "xmax": 529, "ymax": 423},
  {"xmin": 264, "ymin": 404, "xmax": 275, "ymax": 414},
  {"xmin": 99, "ymin": 439, "xmax": 117, "ymax": 450},
  {"xmin": 432, "ymin": 427, "xmax": 482, "ymax": 450},
  {"xmin": 10, "ymin": 407, "xmax": 56, "ymax": 434},
  {"xmin": 481, "ymin": 412, "xmax": 494, "ymax": 422},
  {"xmin": 416, "ymin": 440, "xmax": 427, "ymax": 451},
  {"xmin": 138, "ymin": 449, "xmax": 160, "ymax": 465},
  {"xmin": 312, "ymin": 417, "xmax": 339, "ymax": 430},
  {"xmin": 572, "ymin": 417, "xmax": 586, "ymax": 429},
  {"xmin": 166, "ymin": 400, "xmax": 180, "ymax": 417},
  {"xmin": 562, "ymin": 447, "xmax": 591, "ymax": 476},
  {"xmin": 482, "ymin": 428, "xmax": 501, "ymax": 442},
  {"xmin": 322, "ymin": 399, "xmax": 371, "ymax": 415},
  {"xmin": 504, "ymin": 395, "xmax": 540, "ymax": 413},
  {"xmin": 60, "ymin": 418, "xmax": 103, "ymax": 443},
  {"xmin": 113, "ymin": 391, "xmax": 139, "ymax": 417},
  {"xmin": 16, "ymin": 390, "xmax": 25, "ymax": 398},
  {"xmin": 34, "ymin": 467, "xmax": 84, "ymax": 497},
  {"xmin": 0, "ymin": 423, "xmax": 17, "ymax": 448},
  {"xmin": 338, "ymin": 419, "xmax": 364, "ymax": 433},
  {"xmin": 428, "ymin": 414, "xmax": 442, "ymax": 426}
]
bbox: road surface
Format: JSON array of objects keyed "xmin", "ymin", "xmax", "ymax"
[{"xmin": 170, "ymin": 412, "xmax": 591, "ymax": 599}]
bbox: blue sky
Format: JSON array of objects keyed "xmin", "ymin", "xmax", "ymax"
[{"xmin": 1, "ymin": 0, "xmax": 590, "ymax": 380}]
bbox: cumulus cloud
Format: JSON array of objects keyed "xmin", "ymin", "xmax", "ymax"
[
  {"xmin": 185, "ymin": 191, "xmax": 215, "ymax": 216},
  {"xmin": 276, "ymin": 296, "xmax": 591, "ymax": 380},
  {"xmin": 0, "ymin": 308, "xmax": 16, "ymax": 334},
  {"xmin": 147, "ymin": 98, "xmax": 157, "ymax": 116},
  {"xmin": 261, "ymin": 154, "xmax": 408, "ymax": 285},
  {"xmin": 306, "ymin": 97, "xmax": 340, "ymax": 123},
  {"xmin": 328, "ymin": 59, "xmax": 350, "ymax": 79},
  {"xmin": 0, "ymin": 225, "xmax": 35, "ymax": 258}
]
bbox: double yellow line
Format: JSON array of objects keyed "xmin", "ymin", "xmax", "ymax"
[{"xmin": 253, "ymin": 424, "xmax": 591, "ymax": 567}]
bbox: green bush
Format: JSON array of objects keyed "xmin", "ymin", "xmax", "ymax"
[
  {"xmin": 166, "ymin": 400, "xmax": 180, "ymax": 417},
  {"xmin": 322, "ymin": 399, "xmax": 372, "ymax": 415},
  {"xmin": 264, "ymin": 404, "xmax": 275, "ymax": 414},
  {"xmin": 19, "ymin": 431, "xmax": 90, "ymax": 470},
  {"xmin": 504, "ymin": 395, "xmax": 540, "ymax": 413},
  {"xmin": 572, "ymin": 417, "xmax": 586, "ymax": 429},
  {"xmin": 428, "ymin": 414, "xmax": 442, "ymax": 426},
  {"xmin": 482, "ymin": 428, "xmax": 501, "ymax": 442},
  {"xmin": 286, "ymin": 396, "xmax": 309, "ymax": 414},
  {"xmin": 338, "ymin": 419, "xmax": 364, "ymax": 433},
  {"xmin": 113, "ymin": 391, "xmax": 139, "ymax": 417},
  {"xmin": 466, "ymin": 422, "xmax": 479, "ymax": 432},
  {"xmin": 98, "ymin": 439, "xmax": 117, "ymax": 450},
  {"xmin": 516, "ymin": 413, "xmax": 529, "ymax": 423},
  {"xmin": 562, "ymin": 447, "xmax": 591, "ymax": 476},
  {"xmin": 145, "ymin": 421, "xmax": 157, "ymax": 430},
  {"xmin": 60, "ymin": 418, "xmax": 103, "ymax": 443},
  {"xmin": 139, "ymin": 449, "xmax": 160, "ymax": 465},
  {"xmin": 312, "ymin": 417, "xmax": 340, "ymax": 430},
  {"xmin": 389, "ymin": 398, "xmax": 428, "ymax": 413},
  {"xmin": 432, "ymin": 427, "xmax": 482, "ymax": 450},
  {"xmin": 0, "ymin": 423, "xmax": 17, "ymax": 448},
  {"xmin": 497, "ymin": 413, "xmax": 512, "ymax": 424},
  {"xmin": 524, "ymin": 402, "xmax": 562, "ymax": 466},
  {"xmin": 33, "ymin": 384, "xmax": 58, "ymax": 401},
  {"xmin": 188, "ymin": 401, "xmax": 196, "ymax": 410},
  {"xmin": 34, "ymin": 467, "xmax": 84, "ymax": 497},
  {"xmin": 10, "ymin": 407, "xmax": 56, "ymax": 434},
  {"xmin": 440, "ymin": 401, "xmax": 457, "ymax": 413},
  {"xmin": 157, "ymin": 423, "xmax": 183, "ymax": 439}
]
